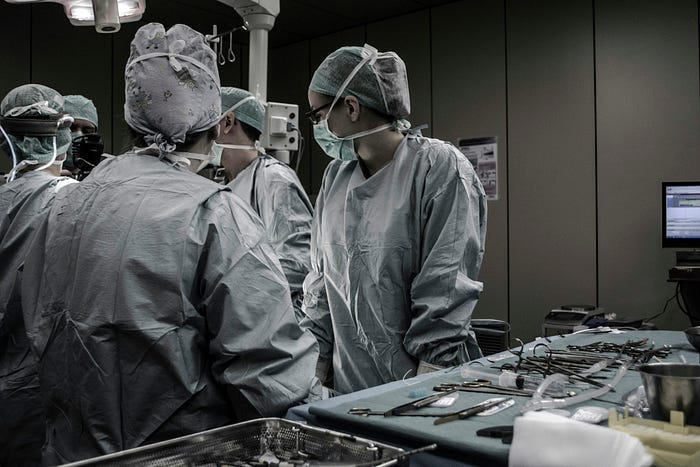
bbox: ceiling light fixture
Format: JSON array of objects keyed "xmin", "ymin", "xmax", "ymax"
[{"xmin": 4, "ymin": 0, "xmax": 146, "ymax": 33}]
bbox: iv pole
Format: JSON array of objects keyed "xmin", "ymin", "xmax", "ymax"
[{"xmin": 215, "ymin": 0, "xmax": 280, "ymax": 102}]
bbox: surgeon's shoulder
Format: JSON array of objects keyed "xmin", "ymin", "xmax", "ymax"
[
  {"xmin": 317, "ymin": 159, "xmax": 353, "ymax": 196},
  {"xmin": 261, "ymin": 157, "xmax": 304, "ymax": 188},
  {"xmin": 412, "ymin": 136, "xmax": 480, "ymax": 187},
  {"xmin": 52, "ymin": 176, "xmax": 78, "ymax": 193},
  {"xmin": 202, "ymin": 187, "xmax": 267, "ymax": 248}
]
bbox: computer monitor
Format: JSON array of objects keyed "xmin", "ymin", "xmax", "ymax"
[{"xmin": 662, "ymin": 181, "xmax": 700, "ymax": 248}]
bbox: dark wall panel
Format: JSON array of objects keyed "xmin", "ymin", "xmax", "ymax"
[
  {"xmin": 367, "ymin": 11, "xmax": 431, "ymax": 138},
  {"xmin": 0, "ymin": 2, "xmax": 31, "ymax": 174},
  {"xmin": 596, "ymin": 0, "xmax": 700, "ymax": 330},
  {"xmin": 432, "ymin": 0, "xmax": 508, "ymax": 323},
  {"xmin": 269, "ymin": 41, "xmax": 312, "ymax": 189},
  {"xmin": 508, "ymin": 0, "xmax": 597, "ymax": 341}
]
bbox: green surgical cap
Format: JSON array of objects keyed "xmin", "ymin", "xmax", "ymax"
[
  {"xmin": 221, "ymin": 87, "xmax": 265, "ymax": 134},
  {"xmin": 64, "ymin": 94, "xmax": 98, "ymax": 129},
  {"xmin": 0, "ymin": 83, "xmax": 71, "ymax": 163},
  {"xmin": 309, "ymin": 45, "xmax": 411, "ymax": 119}
]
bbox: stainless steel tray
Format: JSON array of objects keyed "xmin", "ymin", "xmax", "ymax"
[{"xmin": 62, "ymin": 417, "xmax": 407, "ymax": 466}]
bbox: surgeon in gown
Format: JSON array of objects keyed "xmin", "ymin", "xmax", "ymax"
[
  {"xmin": 212, "ymin": 87, "xmax": 313, "ymax": 321},
  {"xmin": 21, "ymin": 23, "xmax": 319, "ymax": 464},
  {"xmin": 0, "ymin": 84, "xmax": 77, "ymax": 466},
  {"xmin": 301, "ymin": 44, "xmax": 487, "ymax": 394}
]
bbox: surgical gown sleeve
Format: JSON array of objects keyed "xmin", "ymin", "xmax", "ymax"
[
  {"xmin": 260, "ymin": 176, "xmax": 313, "ymax": 323},
  {"xmin": 300, "ymin": 166, "xmax": 334, "ymax": 376},
  {"xmin": 199, "ymin": 192, "xmax": 319, "ymax": 417},
  {"xmin": 404, "ymin": 145, "xmax": 487, "ymax": 367}
]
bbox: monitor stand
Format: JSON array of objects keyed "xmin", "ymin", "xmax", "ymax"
[
  {"xmin": 668, "ymin": 250, "xmax": 700, "ymax": 326},
  {"xmin": 677, "ymin": 250, "xmax": 700, "ymax": 266}
]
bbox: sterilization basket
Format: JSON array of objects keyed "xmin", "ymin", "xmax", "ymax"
[{"xmin": 62, "ymin": 417, "xmax": 408, "ymax": 467}]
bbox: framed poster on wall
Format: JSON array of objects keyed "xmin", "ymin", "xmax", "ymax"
[{"xmin": 458, "ymin": 136, "xmax": 498, "ymax": 201}]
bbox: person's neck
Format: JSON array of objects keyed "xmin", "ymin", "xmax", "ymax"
[
  {"xmin": 43, "ymin": 164, "xmax": 62, "ymax": 176},
  {"xmin": 355, "ymin": 129, "xmax": 404, "ymax": 177},
  {"xmin": 226, "ymin": 149, "xmax": 259, "ymax": 181}
]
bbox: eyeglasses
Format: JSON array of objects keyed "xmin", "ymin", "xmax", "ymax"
[{"xmin": 304, "ymin": 102, "xmax": 332, "ymax": 125}]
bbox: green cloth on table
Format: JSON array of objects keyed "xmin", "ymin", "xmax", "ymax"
[{"xmin": 308, "ymin": 330, "xmax": 694, "ymax": 466}]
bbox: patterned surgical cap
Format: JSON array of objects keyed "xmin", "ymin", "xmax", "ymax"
[{"xmin": 124, "ymin": 23, "xmax": 221, "ymax": 155}]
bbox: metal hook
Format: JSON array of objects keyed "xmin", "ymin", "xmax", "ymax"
[
  {"xmin": 218, "ymin": 35, "xmax": 226, "ymax": 66},
  {"xmin": 207, "ymin": 25, "xmax": 220, "ymax": 63},
  {"xmin": 228, "ymin": 32, "xmax": 236, "ymax": 62}
]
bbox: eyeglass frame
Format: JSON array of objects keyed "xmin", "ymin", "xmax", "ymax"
[{"xmin": 304, "ymin": 101, "xmax": 333, "ymax": 125}]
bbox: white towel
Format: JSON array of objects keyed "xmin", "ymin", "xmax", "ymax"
[{"xmin": 508, "ymin": 411, "xmax": 653, "ymax": 467}]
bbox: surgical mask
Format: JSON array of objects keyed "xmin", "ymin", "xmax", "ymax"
[
  {"xmin": 313, "ymin": 120, "xmax": 392, "ymax": 161},
  {"xmin": 312, "ymin": 45, "xmax": 394, "ymax": 161},
  {"xmin": 209, "ymin": 141, "xmax": 258, "ymax": 166}
]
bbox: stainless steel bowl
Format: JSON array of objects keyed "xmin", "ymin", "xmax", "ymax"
[
  {"xmin": 685, "ymin": 326, "xmax": 700, "ymax": 352},
  {"xmin": 638, "ymin": 363, "xmax": 700, "ymax": 425}
]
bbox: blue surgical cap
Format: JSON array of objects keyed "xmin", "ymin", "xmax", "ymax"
[
  {"xmin": 0, "ymin": 83, "xmax": 71, "ymax": 163},
  {"xmin": 221, "ymin": 87, "xmax": 265, "ymax": 134},
  {"xmin": 64, "ymin": 95, "xmax": 98, "ymax": 129},
  {"xmin": 309, "ymin": 44, "xmax": 411, "ymax": 119}
]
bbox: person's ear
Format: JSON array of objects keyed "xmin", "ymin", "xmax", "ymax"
[
  {"xmin": 344, "ymin": 95, "xmax": 361, "ymax": 122},
  {"xmin": 222, "ymin": 111, "xmax": 235, "ymax": 134}
]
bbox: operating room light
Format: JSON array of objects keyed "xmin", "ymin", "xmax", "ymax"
[
  {"xmin": 69, "ymin": 1, "xmax": 140, "ymax": 20},
  {"xmin": 69, "ymin": 5, "xmax": 93, "ymax": 20},
  {"xmin": 4, "ymin": 0, "xmax": 146, "ymax": 33}
]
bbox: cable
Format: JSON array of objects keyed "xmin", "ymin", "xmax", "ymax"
[
  {"xmin": 645, "ymin": 283, "xmax": 681, "ymax": 322},
  {"xmin": 286, "ymin": 122, "xmax": 304, "ymax": 174},
  {"xmin": 0, "ymin": 124, "xmax": 18, "ymax": 182},
  {"xmin": 294, "ymin": 130, "xmax": 305, "ymax": 174},
  {"xmin": 676, "ymin": 283, "xmax": 691, "ymax": 318}
]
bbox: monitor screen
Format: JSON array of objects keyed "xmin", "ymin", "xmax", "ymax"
[{"xmin": 662, "ymin": 181, "xmax": 700, "ymax": 248}]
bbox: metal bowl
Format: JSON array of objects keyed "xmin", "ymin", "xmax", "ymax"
[
  {"xmin": 638, "ymin": 363, "xmax": 700, "ymax": 425},
  {"xmin": 685, "ymin": 326, "xmax": 700, "ymax": 351}
]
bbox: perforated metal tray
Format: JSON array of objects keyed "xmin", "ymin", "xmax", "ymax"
[{"xmin": 61, "ymin": 418, "xmax": 407, "ymax": 467}]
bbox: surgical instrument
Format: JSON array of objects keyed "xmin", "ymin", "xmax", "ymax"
[
  {"xmin": 433, "ymin": 398, "xmax": 513, "ymax": 426},
  {"xmin": 383, "ymin": 389, "xmax": 458, "ymax": 417},
  {"xmin": 348, "ymin": 407, "xmax": 463, "ymax": 418},
  {"xmin": 433, "ymin": 381, "xmax": 532, "ymax": 397}
]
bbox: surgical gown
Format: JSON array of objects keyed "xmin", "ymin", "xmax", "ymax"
[
  {"xmin": 228, "ymin": 154, "xmax": 313, "ymax": 321},
  {"xmin": 0, "ymin": 171, "xmax": 76, "ymax": 466},
  {"xmin": 301, "ymin": 134, "xmax": 487, "ymax": 394},
  {"xmin": 21, "ymin": 153, "xmax": 319, "ymax": 464}
]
